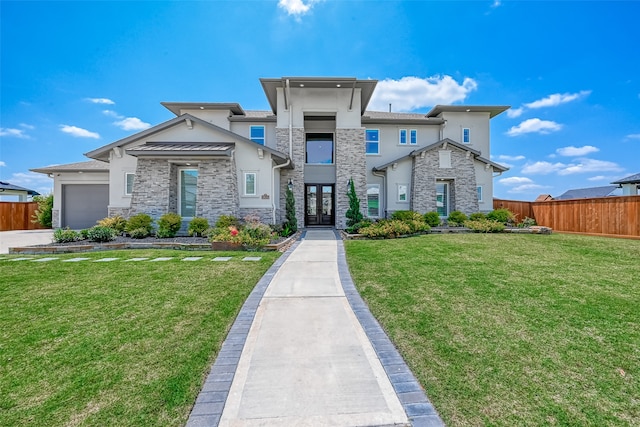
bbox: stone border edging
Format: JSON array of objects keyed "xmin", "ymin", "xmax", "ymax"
[
  {"xmin": 185, "ymin": 233, "xmax": 303, "ymax": 427},
  {"xmin": 334, "ymin": 230, "xmax": 445, "ymax": 427}
]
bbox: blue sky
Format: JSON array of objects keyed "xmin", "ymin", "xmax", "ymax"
[{"xmin": 1, "ymin": 0, "xmax": 639, "ymax": 201}]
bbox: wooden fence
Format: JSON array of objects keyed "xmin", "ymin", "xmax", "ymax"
[
  {"xmin": 0, "ymin": 202, "xmax": 46, "ymax": 231},
  {"xmin": 494, "ymin": 196, "xmax": 640, "ymax": 238}
]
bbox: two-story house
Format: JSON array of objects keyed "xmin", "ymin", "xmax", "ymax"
[{"xmin": 32, "ymin": 76, "xmax": 509, "ymax": 230}]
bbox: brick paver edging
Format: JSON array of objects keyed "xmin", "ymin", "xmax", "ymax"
[
  {"xmin": 185, "ymin": 234, "xmax": 303, "ymax": 427},
  {"xmin": 334, "ymin": 230, "xmax": 445, "ymax": 427}
]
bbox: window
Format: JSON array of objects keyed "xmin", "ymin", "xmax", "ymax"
[
  {"xmin": 398, "ymin": 184, "xmax": 409, "ymax": 202},
  {"xmin": 399, "ymin": 129, "xmax": 407, "ymax": 145},
  {"xmin": 244, "ymin": 172, "xmax": 257, "ymax": 196},
  {"xmin": 250, "ymin": 126, "xmax": 265, "ymax": 145},
  {"xmin": 365, "ymin": 129, "xmax": 379, "ymax": 155},
  {"xmin": 436, "ymin": 182, "xmax": 449, "ymax": 217},
  {"xmin": 125, "ymin": 173, "xmax": 135, "ymax": 195},
  {"xmin": 306, "ymin": 133, "xmax": 334, "ymax": 164},
  {"xmin": 438, "ymin": 150, "xmax": 452, "ymax": 168},
  {"xmin": 477, "ymin": 186, "xmax": 483, "ymax": 202},
  {"xmin": 462, "ymin": 127, "xmax": 470, "ymax": 144},
  {"xmin": 410, "ymin": 129, "xmax": 417, "ymax": 145},
  {"xmin": 367, "ymin": 185, "xmax": 380, "ymax": 217},
  {"xmin": 179, "ymin": 169, "xmax": 198, "ymax": 218}
]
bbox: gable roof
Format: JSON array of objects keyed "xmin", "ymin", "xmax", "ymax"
[
  {"xmin": 31, "ymin": 160, "xmax": 109, "ymax": 174},
  {"xmin": 426, "ymin": 105, "xmax": 510, "ymax": 119},
  {"xmin": 84, "ymin": 113, "xmax": 290, "ymax": 165},
  {"xmin": 372, "ymin": 138, "xmax": 509, "ymax": 172},
  {"xmin": 0, "ymin": 181, "xmax": 40, "ymax": 196},
  {"xmin": 556, "ymin": 185, "xmax": 619, "ymax": 200},
  {"xmin": 611, "ymin": 172, "xmax": 640, "ymax": 185}
]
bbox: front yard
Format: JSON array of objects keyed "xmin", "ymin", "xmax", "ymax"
[
  {"xmin": 0, "ymin": 250, "xmax": 280, "ymax": 426},
  {"xmin": 345, "ymin": 233, "xmax": 639, "ymax": 426}
]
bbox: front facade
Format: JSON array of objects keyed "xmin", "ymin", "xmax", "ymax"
[{"xmin": 35, "ymin": 77, "xmax": 509, "ymax": 230}]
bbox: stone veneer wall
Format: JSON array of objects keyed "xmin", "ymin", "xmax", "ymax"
[
  {"xmin": 130, "ymin": 159, "xmax": 171, "ymax": 219},
  {"xmin": 276, "ymin": 128, "xmax": 305, "ymax": 226},
  {"xmin": 168, "ymin": 164, "xmax": 178, "ymax": 214},
  {"xmin": 107, "ymin": 207, "xmax": 131, "ymax": 218},
  {"xmin": 196, "ymin": 159, "xmax": 239, "ymax": 224},
  {"xmin": 411, "ymin": 148, "xmax": 479, "ymax": 215},
  {"xmin": 335, "ymin": 128, "xmax": 366, "ymax": 229},
  {"xmin": 238, "ymin": 208, "xmax": 273, "ymax": 224}
]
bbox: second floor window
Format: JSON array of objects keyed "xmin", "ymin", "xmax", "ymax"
[
  {"xmin": 250, "ymin": 126, "xmax": 265, "ymax": 145},
  {"xmin": 366, "ymin": 129, "xmax": 379, "ymax": 155},
  {"xmin": 410, "ymin": 129, "xmax": 417, "ymax": 144},
  {"xmin": 399, "ymin": 129, "xmax": 407, "ymax": 145},
  {"xmin": 463, "ymin": 127, "xmax": 470, "ymax": 144}
]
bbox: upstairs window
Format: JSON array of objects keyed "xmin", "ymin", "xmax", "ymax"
[
  {"xmin": 306, "ymin": 133, "xmax": 334, "ymax": 164},
  {"xmin": 399, "ymin": 129, "xmax": 407, "ymax": 145},
  {"xmin": 365, "ymin": 129, "xmax": 379, "ymax": 155},
  {"xmin": 250, "ymin": 126, "xmax": 265, "ymax": 145},
  {"xmin": 410, "ymin": 129, "xmax": 417, "ymax": 145},
  {"xmin": 462, "ymin": 127, "xmax": 470, "ymax": 144}
]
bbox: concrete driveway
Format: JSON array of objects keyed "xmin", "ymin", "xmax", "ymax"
[{"xmin": 0, "ymin": 229, "xmax": 54, "ymax": 254}]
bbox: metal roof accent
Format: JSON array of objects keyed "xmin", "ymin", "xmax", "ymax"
[{"xmin": 126, "ymin": 142, "xmax": 234, "ymax": 157}]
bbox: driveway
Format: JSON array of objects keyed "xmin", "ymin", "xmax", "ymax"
[{"xmin": 0, "ymin": 229, "xmax": 54, "ymax": 254}]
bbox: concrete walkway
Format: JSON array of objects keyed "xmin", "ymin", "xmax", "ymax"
[
  {"xmin": 0, "ymin": 229, "xmax": 54, "ymax": 254},
  {"xmin": 187, "ymin": 229, "xmax": 443, "ymax": 427}
]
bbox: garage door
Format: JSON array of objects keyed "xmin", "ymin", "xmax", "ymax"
[{"xmin": 62, "ymin": 184, "xmax": 109, "ymax": 229}]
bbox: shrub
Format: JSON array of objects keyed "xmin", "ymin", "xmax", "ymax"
[
  {"xmin": 284, "ymin": 187, "xmax": 298, "ymax": 233},
  {"xmin": 80, "ymin": 229, "xmax": 90, "ymax": 240},
  {"xmin": 87, "ymin": 226, "xmax": 117, "ymax": 242},
  {"xmin": 53, "ymin": 227, "xmax": 82, "ymax": 243},
  {"xmin": 404, "ymin": 219, "xmax": 431, "ymax": 234},
  {"xmin": 447, "ymin": 210, "xmax": 468, "ymax": 226},
  {"xmin": 32, "ymin": 194, "xmax": 53, "ymax": 228},
  {"xmin": 345, "ymin": 178, "xmax": 363, "ymax": 228},
  {"xmin": 469, "ymin": 212, "xmax": 486, "ymax": 221},
  {"xmin": 187, "ymin": 217, "xmax": 210, "ymax": 237},
  {"xmin": 346, "ymin": 218, "xmax": 373, "ymax": 234},
  {"xmin": 359, "ymin": 220, "xmax": 412, "ymax": 239},
  {"xmin": 424, "ymin": 211, "xmax": 441, "ymax": 227},
  {"xmin": 487, "ymin": 208, "xmax": 516, "ymax": 225},
  {"xmin": 126, "ymin": 214, "xmax": 154, "ymax": 235},
  {"xmin": 464, "ymin": 219, "xmax": 506, "ymax": 233},
  {"xmin": 129, "ymin": 227, "xmax": 150, "ymax": 239},
  {"xmin": 518, "ymin": 216, "xmax": 537, "ymax": 228},
  {"xmin": 391, "ymin": 210, "xmax": 423, "ymax": 221},
  {"xmin": 215, "ymin": 215, "xmax": 240, "ymax": 229},
  {"xmin": 156, "ymin": 213, "xmax": 182, "ymax": 238},
  {"xmin": 97, "ymin": 215, "xmax": 127, "ymax": 233}
]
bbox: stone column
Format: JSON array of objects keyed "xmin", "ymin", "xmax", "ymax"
[
  {"xmin": 130, "ymin": 159, "xmax": 170, "ymax": 219},
  {"xmin": 276, "ymin": 127, "xmax": 305, "ymax": 226},
  {"xmin": 335, "ymin": 128, "xmax": 366, "ymax": 229}
]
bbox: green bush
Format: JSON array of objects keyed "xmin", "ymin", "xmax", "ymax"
[
  {"xmin": 447, "ymin": 210, "xmax": 468, "ymax": 226},
  {"xmin": 359, "ymin": 220, "xmax": 412, "ymax": 239},
  {"xmin": 187, "ymin": 217, "xmax": 210, "ymax": 237},
  {"xmin": 487, "ymin": 208, "xmax": 516, "ymax": 225},
  {"xmin": 391, "ymin": 210, "xmax": 423, "ymax": 221},
  {"xmin": 32, "ymin": 194, "xmax": 53, "ymax": 228},
  {"xmin": 346, "ymin": 218, "xmax": 373, "ymax": 234},
  {"xmin": 97, "ymin": 215, "xmax": 127, "ymax": 233},
  {"xmin": 463, "ymin": 219, "xmax": 506, "ymax": 233},
  {"xmin": 126, "ymin": 214, "xmax": 154, "ymax": 235},
  {"xmin": 404, "ymin": 219, "xmax": 431, "ymax": 234},
  {"xmin": 156, "ymin": 213, "xmax": 182, "ymax": 238},
  {"xmin": 87, "ymin": 226, "xmax": 117, "ymax": 242},
  {"xmin": 284, "ymin": 187, "xmax": 298, "ymax": 233},
  {"xmin": 129, "ymin": 227, "xmax": 150, "ymax": 239},
  {"xmin": 53, "ymin": 227, "xmax": 82, "ymax": 243},
  {"xmin": 469, "ymin": 212, "xmax": 486, "ymax": 221},
  {"xmin": 345, "ymin": 178, "xmax": 363, "ymax": 228},
  {"xmin": 215, "ymin": 215, "xmax": 240, "ymax": 229},
  {"xmin": 518, "ymin": 216, "xmax": 537, "ymax": 228},
  {"xmin": 424, "ymin": 211, "xmax": 441, "ymax": 227},
  {"xmin": 80, "ymin": 229, "xmax": 89, "ymax": 240}
]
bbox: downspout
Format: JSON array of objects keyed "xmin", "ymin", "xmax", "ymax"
[
  {"xmin": 372, "ymin": 169, "xmax": 386, "ymax": 219},
  {"xmin": 272, "ymin": 158, "xmax": 291, "ymax": 224}
]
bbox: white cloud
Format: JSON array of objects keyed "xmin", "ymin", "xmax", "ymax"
[
  {"xmin": 521, "ymin": 161, "xmax": 568, "ymax": 174},
  {"xmin": 496, "ymin": 154, "xmax": 525, "ymax": 161},
  {"xmin": 626, "ymin": 133, "xmax": 640, "ymax": 140},
  {"xmin": 19, "ymin": 123, "xmax": 35, "ymax": 130},
  {"xmin": 0, "ymin": 127, "xmax": 29, "ymax": 138},
  {"xmin": 524, "ymin": 90, "xmax": 591, "ymax": 109},
  {"xmin": 368, "ymin": 75, "xmax": 478, "ymax": 112},
  {"xmin": 278, "ymin": 0, "xmax": 322, "ymax": 16},
  {"xmin": 86, "ymin": 97, "xmax": 115, "ymax": 105},
  {"xmin": 491, "ymin": 0, "xmax": 502, "ymax": 8},
  {"xmin": 499, "ymin": 176, "xmax": 533, "ymax": 186},
  {"xmin": 506, "ymin": 118, "xmax": 563, "ymax": 136},
  {"xmin": 0, "ymin": 161, "xmax": 6, "ymax": 167},
  {"xmin": 113, "ymin": 117, "xmax": 151, "ymax": 131},
  {"xmin": 557, "ymin": 158, "xmax": 623, "ymax": 175},
  {"xmin": 556, "ymin": 145, "xmax": 599, "ymax": 156},
  {"xmin": 587, "ymin": 175, "xmax": 608, "ymax": 182},
  {"xmin": 60, "ymin": 125, "xmax": 100, "ymax": 139},
  {"xmin": 102, "ymin": 110, "xmax": 123, "ymax": 118},
  {"xmin": 8, "ymin": 171, "xmax": 54, "ymax": 195},
  {"xmin": 508, "ymin": 184, "xmax": 547, "ymax": 193},
  {"xmin": 506, "ymin": 107, "xmax": 524, "ymax": 118}
]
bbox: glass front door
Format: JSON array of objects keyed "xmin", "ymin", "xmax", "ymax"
[
  {"xmin": 436, "ymin": 182, "xmax": 449, "ymax": 217},
  {"xmin": 305, "ymin": 184, "xmax": 334, "ymax": 226}
]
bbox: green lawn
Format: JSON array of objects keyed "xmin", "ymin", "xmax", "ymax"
[
  {"xmin": 0, "ymin": 250, "xmax": 279, "ymax": 427},
  {"xmin": 345, "ymin": 233, "xmax": 640, "ymax": 426}
]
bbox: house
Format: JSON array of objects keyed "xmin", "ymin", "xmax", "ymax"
[
  {"xmin": 556, "ymin": 185, "xmax": 621, "ymax": 200},
  {"xmin": 32, "ymin": 76, "xmax": 509, "ymax": 230},
  {"xmin": 611, "ymin": 173, "xmax": 640, "ymax": 196},
  {"xmin": 0, "ymin": 181, "xmax": 40, "ymax": 201}
]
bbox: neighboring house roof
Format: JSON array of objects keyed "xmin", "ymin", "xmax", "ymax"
[
  {"xmin": 426, "ymin": 105, "xmax": 510, "ymax": 119},
  {"xmin": 372, "ymin": 138, "xmax": 509, "ymax": 173},
  {"xmin": 31, "ymin": 160, "xmax": 109, "ymax": 174},
  {"xmin": 556, "ymin": 185, "xmax": 620, "ymax": 200},
  {"xmin": 126, "ymin": 142, "xmax": 234, "ymax": 157},
  {"xmin": 611, "ymin": 172, "xmax": 640, "ymax": 185},
  {"xmin": 535, "ymin": 194, "xmax": 554, "ymax": 202},
  {"xmin": 0, "ymin": 181, "xmax": 40, "ymax": 196},
  {"xmin": 260, "ymin": 77, "xmax": 378, "ymax": 115},
  {"xmin": 84, "ymin": 113, "xmax": 291, "ymax": 166}
]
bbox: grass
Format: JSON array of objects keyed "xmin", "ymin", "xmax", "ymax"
[
  {"xmin": 345, "ymin": 233, "xmax": 640, "ymax": 426},
  {"xmin": 0, "ymin": 250, "xmax": 279, "ymax": 427}
]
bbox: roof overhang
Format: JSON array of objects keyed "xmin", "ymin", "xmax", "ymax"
[
  {"xmin": 30, "ymin": 160, "xmax": 109, "ymax": 174},
  {"xmin": 161, "ymin": 102, "xmax": 245, "ymax": 117},
  {"xmin": 126, "ymin": 142, "xmax": 235, "ymax": 157},
  {"xmin": 260, "ymin": 77, "xmax": 378, "ymax": 115},
  {"xmin": 426, "ymin": 105, "xmax": 510, "ymax": 119}
]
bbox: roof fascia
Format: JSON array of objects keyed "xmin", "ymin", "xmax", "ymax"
[
  {"xmin": 426, "ymin": 105, "xmax": 511, "ymax": 119},
  {"xmin": 161, "ymin": 102, "xmax": 245, "ymax": 116}
]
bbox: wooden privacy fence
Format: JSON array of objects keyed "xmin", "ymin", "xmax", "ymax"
[
  {"xmin": 0, "ymin": 202, "xmax": 46, "ymax": 231},
  {"xmin": 494, "ymin": 196, "xmax": 640, "ymax": 238}
]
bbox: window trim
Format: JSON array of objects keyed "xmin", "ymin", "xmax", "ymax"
[
  {"xmin": 410, "ymin": 129, "xmax": 417, "ymax": 145},
  {"xmin": 178, "ymin": 168, "xmax": 198, "ymax": 219},
  {"xmin": 462, "ymin": 127, "xmax": 470, "ymax": 144},
  {"xmin": 399, "ymin": 129, "xmax": 407, "ymax": 145},
  {"xmin": 397, "ymin": 183, "xmax": 409, "ymax": 203},
  {"xmin": 243, "ymin": 171, "xmax": 258, "ymax": 196},
  {"xmin": 365, "ymin": 129, "xmax": 380, "ymax": 155},
  {"xmin": 477, "ymin": 185, "xmax": 483, "ymax": 202},
  {"xmin": 367, "ymin": 184, "xmax": 380, "ymax": 218},
  {"xmin": 124, "ymin": 172, "xmax": 135, "ymax": 196},
  {"xmin": 250, "ymin": 125, "xmax": 265, "ymax": 145}
]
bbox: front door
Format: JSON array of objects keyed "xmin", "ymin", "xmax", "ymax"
[{"xmin": 305, "ymin": 184, "xmax": 334, "ymax": 226}]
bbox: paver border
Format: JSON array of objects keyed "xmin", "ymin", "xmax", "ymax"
[
  {"xmin": 186, "ymin": 233, "xmax": 303, "ymax": 427},
  {"xmin": 334, "ymin": 230, "xmax": 445, "ymax": 427}
]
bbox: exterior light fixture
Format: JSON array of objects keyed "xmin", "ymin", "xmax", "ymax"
[{"xmin": 287, "ymin": 179, "xmax": 293, "ymax": 191}]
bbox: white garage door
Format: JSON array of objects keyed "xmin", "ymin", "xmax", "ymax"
[{"xmin": 62, "ymin": 184, "xmax": 109, "ymax": 229}]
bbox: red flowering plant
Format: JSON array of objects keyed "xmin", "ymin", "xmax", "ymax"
[{"xmin": 208, "ymin": 214, "xmax": 274, "ymax": 250}]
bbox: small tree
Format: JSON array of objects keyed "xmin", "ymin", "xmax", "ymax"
[
  {"xmin": 32, "ymin": 194, "xmax": 53, "ymax": 228},
  {"xmin": 345, "ymin": 178, "xmax": 363, "ymax": 228},
  {"xmin": 284, "ymin": 187, "xmax": 297, "ymax": 233}
]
